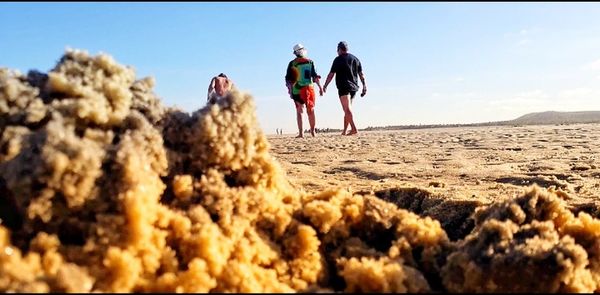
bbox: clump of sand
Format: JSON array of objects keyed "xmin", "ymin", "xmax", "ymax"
[
  {"xmin": 1, "ymin": 50, "xmax": 600, "ymax": 293},
  {"xmin": 442, "ymin": 186, "xmax": 600, "ymax": 292},
  {"xmin": 0, "ymin": 50, "xmax": 450, "ymax": 292}
]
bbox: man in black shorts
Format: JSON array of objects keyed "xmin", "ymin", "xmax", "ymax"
[{"xmin": 323, "ymin": 41, "xmax": 367, "ymax": 135}]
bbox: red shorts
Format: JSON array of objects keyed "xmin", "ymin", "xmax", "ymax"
[{"xmin": 299, "ymin": 86, "xmax": 315, "ymax": 110}]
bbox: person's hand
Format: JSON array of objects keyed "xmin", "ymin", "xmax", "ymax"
[
  {"xmin": 361, "ymin": 87, "xmax": 367, "ymax": 97},
  {"xmin": 319, "ymin": 87, "xmax": 324, "ymax": 96},
  {"xmin": 323, "ymin": 85, "xmax": 327, "ymax": 94}
]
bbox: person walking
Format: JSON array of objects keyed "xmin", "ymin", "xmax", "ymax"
[
  {"xmin": 285, "ymin": 43, "xmax": 324, "ymax": 138},
  {"xmin": 323, "ymin": 41, "xmax": 367, "ymax": 135}
]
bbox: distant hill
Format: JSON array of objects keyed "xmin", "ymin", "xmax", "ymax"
[
  {"xmin": 509, "ymin": 111, "xmax": 600, "ymax": 125},
  {"xmin": 361, "ymin": 111, "xmax": 600, "ymax": 131}
]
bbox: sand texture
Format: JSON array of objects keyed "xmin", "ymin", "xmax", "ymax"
[
  {"xmin": 269, "ymin": 125, "xmax": 600, "ymax": 213},
  {"xmin": 1, "ymin": 50, "xmax": 600, "ymax": 292}
]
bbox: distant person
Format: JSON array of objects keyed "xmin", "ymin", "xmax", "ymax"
[
  {"xmin": 285, "ymin": 43, "xmax": 324, "ymax": 138},
  {"xmin": 323, "ymin": 41, "xmax": 367, "ymax": 135},
  {"xmin": 207, "ymin": 73, "xmax": 234, "ymax": 105}
]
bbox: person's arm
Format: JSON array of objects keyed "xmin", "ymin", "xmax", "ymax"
[
  {"xmin": 311, "ymin": 62, "xmax": 324, "ymax": 96},
  {"xmin": 358, "ymin": 60, "xmax": 367, "ymax": 97},
  {"xmin": 285, "ymin": 81, "xmax": 292, "ymax": 95},
  {"xmin": 323, "ymin": 72, "xmax": 334, "ymax": 94},
  {"xmin": 359, "ymin": 71, "xmax": 367, "ymax": 97},
  {"xmin": 207, "ymin": 77, "xmax": 216, "ymax": 101},
  {"xmin": 285, "ymin": 61, "xmax": 294, "ymax": 95},
  {"xmin": 315, "ymin": 75, "xmax": 323, "ymax": 96},
  {"xmin": 323, "ymin": 59, "xmax": 337, "ymax": 93}
]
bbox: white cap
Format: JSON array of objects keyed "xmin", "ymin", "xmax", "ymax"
[
  {"xmin": 293, "ymin": 44, "xmax": 307, "ymax": 57},
  {"xmin": 293, "ymin": 43, "xmax": 304, "ymax": 52}
]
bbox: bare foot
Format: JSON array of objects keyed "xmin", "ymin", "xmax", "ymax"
[
  {"xmin": 341, "ymin": 131, "xmax": 347, "ymax": 135},
  {"xmin": 346, "ymin": 130, "xmax": 358, "ymax": 136},
  {"xmin": 310, "ymin": 130, "xmax": 316, "ymax": 137},
  {"xmin": 295, "ymin": 134, "xmax": 304, "ymax": 138}
]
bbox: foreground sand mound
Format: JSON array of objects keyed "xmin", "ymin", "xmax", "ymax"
[
  {"xmin": 0, "ymin": 50, "xmax": 450, "ymax": 292},
  {"xmin": 0, "ymin": 50, "xmax": 599, "ymax": 293},
  {"xmin": 441, "ymin": 186, "xmax": 600, "ymax": 292}
]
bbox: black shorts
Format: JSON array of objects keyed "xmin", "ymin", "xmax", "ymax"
[
  {"xmin": 338, "ymin": 89, "xmax": 357, "ymax": 99},
  {"xmin": 291, "ymin": 93, "xmax": 304, "ymax": 104}
]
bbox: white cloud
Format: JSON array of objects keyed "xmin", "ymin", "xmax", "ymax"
[
  {"xmin": 504, "ymin": 27, "xmax": 542, "ymax": 49},
  {"xmin": 481, "ymin": 87, "xmax": 600, "ymax": 114},
  {"xmin": 454, "ymin": 76, "xmax": 465, "ymax": 82},
  {"xmin": 488, "ymin": 90, "xmax": 549, "ymax": 109},
  {"xmin": 583, "ymin": 59, "xmax": 600, "ymax": 71},
  {"xmin": 515, "ymin": 89, "xmax": 549, "ymax": 101},
  {"xmin": 504, "ymin": 27, "xmax": 540, "ymax": 38},
  {"xmin": 516, "ymin": 39, "xmax": 532, "ymax": 47},
  {"xmin": 558, "ymin": 87, "xmax": 593, "ymax": 99},
  {"xmin": 425, "ymin": 91, "xmax": 480, "ymax": 104}
]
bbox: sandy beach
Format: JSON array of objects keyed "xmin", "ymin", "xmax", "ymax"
[{"xmin": 268, "ymin": 124, "xmax": 600, "ymax": 210}]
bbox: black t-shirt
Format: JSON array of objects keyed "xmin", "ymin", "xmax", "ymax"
[{"xmin": 330, "ymin": 53, "xmax": 362, "ymax": 92}]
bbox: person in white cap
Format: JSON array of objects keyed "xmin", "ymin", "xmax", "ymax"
[
  {"xmin": 323, "ymin": 41, "xmax": 367, "ymax": 136},
  {"xmin": 285, "ymin": 43, "xmax": 324, "ymax": 138},
  {"xmin": 207, "ymin": 73, "xmax": 235, "ymax": 105}
]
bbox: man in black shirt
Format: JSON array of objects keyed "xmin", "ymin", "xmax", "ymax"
[{"xmin": 323, "ymin": 41, "xmax": 367, "ymax": 135}]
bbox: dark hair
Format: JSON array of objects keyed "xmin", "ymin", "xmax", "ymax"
[
  {"xmin": 337, "ymin": 41, "xmax": 348, "ymax": 51},
  {"xmin": 217, "ymin": 73, "xmax": 227, "ymax": 78}
]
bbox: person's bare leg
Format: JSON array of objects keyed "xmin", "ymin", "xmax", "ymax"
[
  {"xmin": 340, "ymin": 95, "xmax": 357, "ymax": 135},
  {"xmin": 339, "ymin": 95, "xmax": 350, "ymax": 135},
  {"xmin": 346, "ymin": 97, "xmax": 358, "ymax": 135},
  {"xmin": 307, "ymin": 107, "xmax": 316, "ymax": 137},
  {"xmin": 295, "ymin": 102, "xmax": 304, "ymax": 138},
  {"xmin": 341, "ymin": 117, "xmax": 347, "ymax": 135},
  {"xmin": 343, "ymin": 114, "xmax": 349, "ymax": 135}
]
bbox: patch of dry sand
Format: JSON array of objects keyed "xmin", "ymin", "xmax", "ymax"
[
  {"xmin": 1, "ymin": 50, "xmax": 600, "ymax": 292},
  {"xmin": 268, "ymin": 125, "xmax": 600, "ymax": 211}
]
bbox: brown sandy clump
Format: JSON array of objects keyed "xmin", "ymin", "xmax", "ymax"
[
  {"xmin": 302, "ymin": 189, "xmax": 450, "ymax": 292},
  {"xmin": 374, "ymin": 187, "xmax": 482, "ymax": 241},
  {"xmin": 5, "ymin": 49, "xmax": 600, "ymax": 293},
  {"xmin": 0, "ymin": 49, "xmax": 451, "ymax": 292},
  {"xmin": 441, "ymin": 185, "xmax": 600, "ymax": 292}
]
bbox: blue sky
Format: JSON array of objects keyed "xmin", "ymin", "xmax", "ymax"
[{"xmin": 2, "ymin": 2, "xmax": 600, "ymax": 134}]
